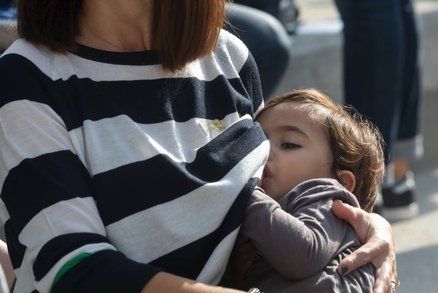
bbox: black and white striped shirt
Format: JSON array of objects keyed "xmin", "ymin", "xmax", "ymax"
[{"xmin": 0, "ymin": 30, "xmax": 269, "ymax": 292}]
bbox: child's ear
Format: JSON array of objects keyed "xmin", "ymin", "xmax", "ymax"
[{"xmin": 336, "ymin": 170, "xmax": 356, "ymax": 192}]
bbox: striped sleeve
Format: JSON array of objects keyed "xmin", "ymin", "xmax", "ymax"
[
  {"xmin": 0, "ymin": 57, "xmax": 162, "ymax": 292},
  {"xmin": 0, "ymin": 105, "xmax": 161, "ymax": 293}
]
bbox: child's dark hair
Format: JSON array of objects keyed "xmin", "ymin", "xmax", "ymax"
[{"xmin": 256, "ymin": 89, "xmax": 385, "ymax": 212}]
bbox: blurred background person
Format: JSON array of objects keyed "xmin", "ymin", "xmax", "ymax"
[
  {"xmin": 225, "ymin": 0, "xmax": 299, "ymax": 99},
  {"xmin": 0, "ymin": 0, "xmax": 16, "ymax": 20},
  {"xmin": 334, "ymin": 0, "xmax": 423, "ymax": 222}
]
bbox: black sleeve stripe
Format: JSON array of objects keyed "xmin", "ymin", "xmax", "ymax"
[
  {"xmin": 238, "ymin": 52, "xmax": 264, "ymax": 110},
  {"xmin": 57, "ymin": 76, "xmax": 252, "ymax": 129},
  {"xmin": 51, "ymin": 250, "xmax": 161, "ymax": 293},
  {"xmin": 33, "ymin": 233, "xmax": 110, "ymax": 281},
  {"xmin": 1, "ymin": 150, "xmax": 93, "ymax": 232},
  {"xmin": 3, "ymin": 220, "xmax": 26, "ymax": 269}
]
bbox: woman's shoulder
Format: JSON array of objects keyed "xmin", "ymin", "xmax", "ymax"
[
  {"xmin": 0, "ymin": 39, "xmax": 61, "ymax": 108},
  {"xmin": 0, "ymin": 38, "xmax": 60, "ymax": 89},
  {"xmin": 217, "ymin": 29, "xmax": 248, "ymax": 50},
  {"xmin": 214, "ymin": 29, "xmax": 250, "ymax": 64},
  {"xmin": 0, "ymin": 39, "xmax": 53, "ymax": 71}
]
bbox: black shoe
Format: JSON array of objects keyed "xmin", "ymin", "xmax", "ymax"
[
  {"xmin": 277, "ymin": 0, "xmax": 300, "ymax": 35},
  {"xmin": 378, "ymin": 171, "xmax": 419, "ymax": 222}
]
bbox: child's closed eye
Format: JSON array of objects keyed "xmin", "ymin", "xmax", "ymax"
[{"xmin": 281, "ymin": 142, "xmax": 301, "ymax": 149}]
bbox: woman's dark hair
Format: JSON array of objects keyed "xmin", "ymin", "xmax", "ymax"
[
  {"xmin": 17, "ymin": 1, "xmax": 83, "ymax": 52},
  {"xmin": 256, "ymin": 89, "xmax": 385, "ymax": 212},
  {"xmin": 17, "ymin": 0, "xmax": 226, "ymax": 72}
]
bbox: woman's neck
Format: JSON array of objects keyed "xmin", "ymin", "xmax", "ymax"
[{"xmin": 77, "ymin": 0, "xmax": 154, "ymax": 52}]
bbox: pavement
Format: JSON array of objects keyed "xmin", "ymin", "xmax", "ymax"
[{"xmin": 1, "ymin": 1, "xmax": 438, "ymax": 292}]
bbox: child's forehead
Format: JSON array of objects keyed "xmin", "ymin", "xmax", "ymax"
[
  {"xmin": 267, "ymin": 101, "xmax": 332, "ymax": 120},
  {"xmin": 260, "ymin": 103, "xmax": 331, "ymax": 133}
]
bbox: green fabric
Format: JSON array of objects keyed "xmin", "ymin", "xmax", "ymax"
[{"xmin": 53, "ymin": 252, "xmax": 91, "ymax": 285}]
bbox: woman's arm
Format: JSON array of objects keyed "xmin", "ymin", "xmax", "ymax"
[
  {"xmin": 0, "ymin": 239, "xmax": 14, "ymax": 290},
  {"xmin": 0, "ymin": 241, "xmax": 249, "ymax": 293},
  {"xmin": 141, "ymin": 272, "xmax": 246, "ymax": 293},
  {"xmin": 332, "ymin": 200, "xmax": 397, "ymax": 293}
]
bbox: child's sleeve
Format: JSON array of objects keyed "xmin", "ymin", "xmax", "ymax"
[{"xmin": 240, "ymin": 179, "xmax": 360, "ymax": 280}]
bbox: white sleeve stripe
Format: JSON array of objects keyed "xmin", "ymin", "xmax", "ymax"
[
  {"xmin": 20, "ymin": 197, "xmax": 106, "ymax": 249},
  {"xmin": 0, "ymin": 100, "xmax": 73, "ymax": 187},
  {"xmin": 196, "ymin": 228, "xmax": 240, "ymax": 284}
]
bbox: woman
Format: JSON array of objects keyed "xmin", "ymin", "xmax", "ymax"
[{"xmin": 0, "ymin": 0, "xmax": 396, "ymax": 292}]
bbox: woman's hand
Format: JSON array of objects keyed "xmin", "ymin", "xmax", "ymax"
[{"xmin": 332, "ymin": 200, "xmax": 398, "ymax": 293}]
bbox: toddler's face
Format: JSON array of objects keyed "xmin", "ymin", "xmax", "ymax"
[{"xmin": 257, "ymin": 102, "xmax": 334, "ymax": 200}]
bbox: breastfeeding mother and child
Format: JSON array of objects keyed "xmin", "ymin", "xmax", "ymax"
[
  {"xmin": 0, "ymin": 0, "xmax": 397, "ymax": 292},
  {"xmin": 233, "ymin": 89, "xmax": 387, "ymax": 292}
]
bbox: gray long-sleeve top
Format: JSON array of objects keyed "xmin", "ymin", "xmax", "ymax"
[{"xmin": 241, "ymin": 178, "xmax": 374, "ymax": 292}]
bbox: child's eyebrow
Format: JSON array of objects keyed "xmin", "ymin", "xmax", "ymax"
[{"xmin": 280, "ymin": 125, "xmax": 308, "ymax": 137}]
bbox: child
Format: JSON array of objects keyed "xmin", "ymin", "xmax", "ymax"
[{"xmin": 239, "ymin": 89, "xmax": 385, "ymax": 292}]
